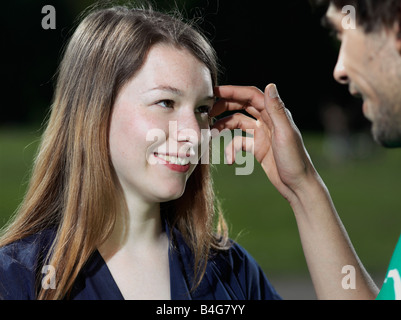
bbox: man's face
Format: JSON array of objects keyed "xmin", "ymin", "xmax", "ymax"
[{"xmin": 326, "ymin": 3, "xmax": 401, "ymax": 147}]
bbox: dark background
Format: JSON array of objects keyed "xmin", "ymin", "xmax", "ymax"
[{"xmin": 1, "ymin": 0, "xmax": 368, "ymax": 132}]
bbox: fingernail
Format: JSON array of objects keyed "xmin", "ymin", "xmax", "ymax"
[{"xmin": 268, "ymin": 84, "xmax": 279, "ymax": 99}]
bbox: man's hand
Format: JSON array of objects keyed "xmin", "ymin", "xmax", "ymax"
[{"xmin": 212, "ymin": 84, "xmax": 318, "ymax": 204}]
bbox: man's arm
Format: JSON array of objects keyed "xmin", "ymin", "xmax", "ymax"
[{"xmin": 212, "ymin": 84, "xmax": 379, "ymax": 299}]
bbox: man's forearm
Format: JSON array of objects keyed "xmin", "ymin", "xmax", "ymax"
[{"xmin": 289, "ymin": 175, "xmax": 379, "ymax": 299}]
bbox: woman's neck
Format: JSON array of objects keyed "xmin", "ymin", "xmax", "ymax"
[
  {"xmin": 99, "ymin": 196, "xmax": 164, "ymax": 259},
  {"xmin": 97, "ymin": 196, "xmax": 171, "ymax": 300}
]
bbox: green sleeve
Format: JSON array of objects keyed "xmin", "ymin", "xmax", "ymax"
[{"xmin": 376, "ymin": 235, "xmax": 401, "ymax": 300}]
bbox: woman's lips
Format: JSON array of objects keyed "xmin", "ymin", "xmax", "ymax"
[{"xmin": 153, "ymin": 153, "xmax": 191, "ymax": 172}]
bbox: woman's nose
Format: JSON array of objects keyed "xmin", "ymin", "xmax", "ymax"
[{"xmin": 176, "ymin": 112, "xmax": 203, "ymax": 145}]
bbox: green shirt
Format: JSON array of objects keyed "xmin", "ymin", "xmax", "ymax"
[{"xmin": 376, "ymin": 235, "xmax": 401, "ymax": 300}]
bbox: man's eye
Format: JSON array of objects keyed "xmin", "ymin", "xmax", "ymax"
[
  {"xmin": 156, "ymin": 100, "xmax": 174, "ymax": 109},
  {"xmin": 196, "ymin": 105, "xmax": 211, "ymax": 114}
]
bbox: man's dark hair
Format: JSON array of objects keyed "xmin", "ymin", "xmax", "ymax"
[{"xmin": 312, "ymin": 0, "xmax": 400, "ymax": 32}]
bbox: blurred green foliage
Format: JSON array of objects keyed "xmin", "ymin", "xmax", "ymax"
[{"xmin": 213, "ymin": 134, "xmax": 401, "ymax": 279}]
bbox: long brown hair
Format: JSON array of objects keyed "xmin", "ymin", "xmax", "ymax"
[{"xmin": 0, "ymin": 5, "xmax": 228, "ymax": 300}]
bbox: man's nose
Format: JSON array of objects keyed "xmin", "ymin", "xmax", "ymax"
[{"xmin": 333, "ymin": 48, "xmax": 349, "ymax": 85}]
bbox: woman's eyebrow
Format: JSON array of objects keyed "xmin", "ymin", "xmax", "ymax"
[
  {"xmin": 147, "ymin": 85, "xmax": 215, "ymax": 102},
  {"xmin": 146, "ymin": 85, "xmax": 184, "ymax": 96}
]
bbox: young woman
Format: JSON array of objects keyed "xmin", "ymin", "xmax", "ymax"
[{"xmin": 0, "ymin": 5, "xmax": 280, "ymax": 300}]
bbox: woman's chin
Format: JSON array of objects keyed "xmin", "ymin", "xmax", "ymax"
[{"xmin": 152, "ymin": 186, "xmax": 186, "ymax": 203}]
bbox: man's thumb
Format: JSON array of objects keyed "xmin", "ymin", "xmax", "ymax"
[{"xmin": 264, "ymin": 83, "xmax": 290, "ymax": 126}]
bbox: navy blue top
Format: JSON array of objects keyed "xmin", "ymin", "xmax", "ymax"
[{"xmin": 0, "ymin": 221, "xmax": 281, "ymax": 300}]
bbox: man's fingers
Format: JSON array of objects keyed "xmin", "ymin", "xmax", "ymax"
[
  {"xmin": 214, "ymin": 85, "xmax": 265, "ymax": 106},
  {"xmin": 210, "ymin": 100, "xmax": 246, "ymax": 118},
  {"xmin": 264, "ymin": 84, "xmax": 292, "ymax": 129},
  {"xmin": 225, "ymin": 135, "xmax": 255, "ymax": 164},
  {"xmin": 212, "ymin": 84, "xmax": 293, "ymax": 134},
  {"xmin": 212, "ymin": 85, "xmax": 266, "ymax": 117},
  {"xmin": 212, "ymin": 112, "xmax": 259, "ymax": 132}
]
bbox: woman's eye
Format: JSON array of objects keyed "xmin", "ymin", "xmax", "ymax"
[
  {"xmin": 156, "ymin": 100, "xmax": 174, "ymax": 109},
  {"xmin": 196, "ymin": 105, "xmax": 211, "ymax": 115}
]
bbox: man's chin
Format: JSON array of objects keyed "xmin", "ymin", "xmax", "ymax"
[{"xmin": 372, "ymin": 124, "xmax": 401, "ymax": 149}]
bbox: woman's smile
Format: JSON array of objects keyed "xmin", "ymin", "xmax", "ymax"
[{"xmin": 154, "ymin": 153, "xmax": 191, "ymax": 172}]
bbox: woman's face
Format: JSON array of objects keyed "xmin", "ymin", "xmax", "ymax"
[{"xmin": 109, "ymin": 44, "xmax": 214, "ymax": 204}]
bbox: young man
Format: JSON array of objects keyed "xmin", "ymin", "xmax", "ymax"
[
  {"xmin": 212, "ymin": 0, "xmax": 401, "ymax": 299},
  {"xmin": 320, "ymin": 0, "xmax": 401, "ymax": 299}
]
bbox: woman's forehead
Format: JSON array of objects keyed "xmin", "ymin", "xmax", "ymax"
[{"xmin": 128, "ymin": 44, "xmax": 214, "ymax": 98}]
